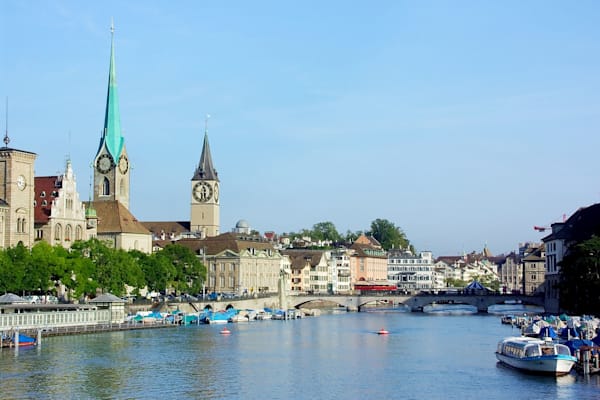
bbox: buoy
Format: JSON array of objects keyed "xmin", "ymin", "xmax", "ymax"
[
  {"xmin": 377, "ymin": 328, "xmax": 389, "ymax": 335},
  {"xmin": 220, "ymin": 328, "xmax": 231, "ymax": 335}
]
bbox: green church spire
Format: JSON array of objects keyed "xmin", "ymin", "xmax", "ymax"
[{"xmin": 102, "ymin": 20, "xmax": 124, "ymax": 160}]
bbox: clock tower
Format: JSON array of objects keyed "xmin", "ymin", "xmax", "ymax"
[
  {"xmin": 93, "ymin": 23, "xmax": 130, "ymax": 209},
  {"xmin": 190, "ymin": 123, "xmax": 219, "ymax": 238}
]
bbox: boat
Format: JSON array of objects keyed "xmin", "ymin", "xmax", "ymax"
[
  {"xmin": 495, "ymin": 336, "xmax": 577, "ymax": 376},
  {"xmin": 1, "ymin": 333, "xmax": 37, "ymax": 348},
  {"xmin": 377, "ymin": 328, "xmax": 389, "ymax": 335},
  {"xmin": 220, "ymin": 328, "xmax": 231, "ymax": 335}
]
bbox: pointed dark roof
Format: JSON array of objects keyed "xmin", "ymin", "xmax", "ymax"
[{"xmin": 192, "ymin": 133, "xmax": 218, "ymax": 181}]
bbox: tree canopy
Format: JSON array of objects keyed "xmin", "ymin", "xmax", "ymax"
[
  {"xmin": 559, "ymin": 235, "xmax": 600, "ymax": 315},
  {"xmin": 368, "ymin": 218, "xmax": 411, "ymax": 251},
  {"xmin": 0, "ymin": 239, "xmax": 206, "ymax": 300}
]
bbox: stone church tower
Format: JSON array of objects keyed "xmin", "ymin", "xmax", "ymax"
[
  {"xmin": 190, "ymin": 125, "xmax": 220, "ymax": 237},
  {"xmin": 93, "ymin": 24, "xmax": 130, "ymax": 209},
  {"xmin": 0, "ymin": 137, "xmax": 36, "ymax": 249}
]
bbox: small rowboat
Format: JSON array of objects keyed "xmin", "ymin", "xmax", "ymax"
[{"xmin": 220, "ymin": 328, "xmax": 231, "ymax": 335}]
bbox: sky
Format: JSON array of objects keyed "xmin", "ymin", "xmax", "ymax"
[{"xmin": 2, "ymin": 1, "xmax": 600, "ymax": 256}]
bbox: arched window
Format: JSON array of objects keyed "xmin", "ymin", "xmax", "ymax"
[
  {"xmin": 120, "ymin": 179, "xmax": 126, "ymax": 196},
  {"xmin": 65, "ymin": 225, "xmax": 72, "ymax": 241},
  {"xmin": 102, "ymin": 177, "xmax": 110, "ymax": 196},
  {"xmin": 75, "ymin": 225, "xmax": 83, "ymax": 241},
  {"xmin": 55, "ymin": 224, "xmax": 62, "ymax": 241}
]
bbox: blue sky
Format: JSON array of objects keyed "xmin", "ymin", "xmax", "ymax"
[{"xmin": 2, "ymin": 1, "xmax": 600, "ymax": 256}]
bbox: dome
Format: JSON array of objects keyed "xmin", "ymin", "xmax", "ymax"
[{"xmin": 236, "ymin": 219, "xmax": 249, "ymax": 229}]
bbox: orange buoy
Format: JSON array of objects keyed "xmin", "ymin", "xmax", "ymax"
[
  {"xmin": 377, "ymin": 328, "xmax": 389, "ymax": 335},
  {"xmin": 220, "ymin": 328, "xmax": 231, "ymax": 335}
]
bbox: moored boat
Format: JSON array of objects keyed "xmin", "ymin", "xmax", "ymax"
[
  {"xmin": 495, "ymin": 336, "xmax": 577, "ymax": 376},
  {"xmin": 1, "ymin": 333, "xmax": 37, "ymax": 348}
]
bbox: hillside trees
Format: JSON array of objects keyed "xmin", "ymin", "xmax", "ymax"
[{"xmin": 368, "ymin": 218, "xmax": 411, "ymax": 251}]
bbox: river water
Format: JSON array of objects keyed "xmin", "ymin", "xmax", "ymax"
[{"xmin": 2, "ymin": 311, "xmax": 600, "ymax": 400}]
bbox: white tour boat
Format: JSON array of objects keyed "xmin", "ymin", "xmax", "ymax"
[{"xmin": 495, "ymin": 336, "xmax": 577, "ymax": 376}]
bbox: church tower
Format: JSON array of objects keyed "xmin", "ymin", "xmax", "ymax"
[
  {"xmin": 0, "ymin": 101, "xmax": 37, "ymax": 248},
  {"xmin": 93, "ymin": 23, "xmax": 130, "ymax": 209},
  {"xmin": 190, "ymin": 120, "xmax": 220, "ymax": 237}
]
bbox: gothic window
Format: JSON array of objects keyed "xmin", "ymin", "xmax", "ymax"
[
  {"xmin": 65, "ymin": 225, "xmax": 72, "ymax": 241},
  {"xmin": 75, "ymin": 225, "xmax": 82, "ymax": 241},
  {"xmin": 102, "ymin": 177, "xmax": 110, "ymax": 196},
  {"xmin": 55, "ymin": 224, "xmax": 62, "ymax": 241}
]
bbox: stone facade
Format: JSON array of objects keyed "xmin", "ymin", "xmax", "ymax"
[
  {"xmin": 34, "ymin": 160, "xmax": 95, "ymax": 248},
  {"xmin": 0, "ymin": 147, "xmax": 36, "ymax": 248}
]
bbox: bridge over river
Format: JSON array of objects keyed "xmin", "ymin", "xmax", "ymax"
[
  {"xmin": 287, "ymin": 293, "xmax": 544, "ymax": 312},
  {"xmin": 170, "ymin": 293, "xmax": 544, "ymax": 314}
]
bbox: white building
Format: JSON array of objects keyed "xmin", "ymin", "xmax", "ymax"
[
  {"xmin": 329, "ymin": 249, "xmax": 352, "ymax": 294},
  {"xmin": 388, "ymin": 249, "xmax": 434, "ymax": 292}
]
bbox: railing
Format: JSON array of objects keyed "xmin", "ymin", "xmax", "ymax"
[{"xmin": 0, "ymin": 309, "xmax": 111, "ymax": 330}]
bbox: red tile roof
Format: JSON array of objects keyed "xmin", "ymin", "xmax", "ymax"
[{"xmin": 34, "ymin": 176, "xmax": 61, "ymax": 223}]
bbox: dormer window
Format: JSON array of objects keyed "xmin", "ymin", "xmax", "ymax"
[
  {"xmin": 42, "ymin": 200, "xmax": 48, "ymax": 207},
  {"xmin": 52, "ymin": 191, "xmax": 59, "ymax": 197},
  {"xmin": 40, "ymin": 191, "xmax": 46, "ymax": 198}
]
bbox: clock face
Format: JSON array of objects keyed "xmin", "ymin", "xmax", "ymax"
[
  {"xmin": 16, "ymin": 175, "xmax": 26, "ymax": 191},
  {"xmin": 213, "ymin": 183, "xmax": 219, "ymax": 202},
  {"xmin": 118, "ymin": 155, "xmax": 129, "ymax": 174},
  {"xmin": 193, "ymin": 182, "xmax": 213, "ymax": 202},
  {"xmin": 96, "ymin": 154, "xmax": 114, "ymax": 174}
]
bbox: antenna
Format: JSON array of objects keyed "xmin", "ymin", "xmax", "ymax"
[
  {"xmin": 110, "ymin": 17, "xmax": 115, "ymax": 36},
  {"xmin": 3, "ymin": 97, "xmax": 9, "ymax": 147}
]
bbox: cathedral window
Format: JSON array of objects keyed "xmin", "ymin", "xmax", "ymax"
[
  {"xmin": 55, "ymin": 224, "xmax": 62, "ymax": 241},
  {"xmin": 102, "ymin": 177, "xmax": 110, "ymax": 196},
  {"xmin": 75, "ymin": 225, "xmax": 82, "ymax": 241},
  {"xmin": 65, "ymin": 225, "xmax": 72, "ymax": 241}
]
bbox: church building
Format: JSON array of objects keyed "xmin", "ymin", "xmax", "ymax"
[{"xmin": 86, "ymin": 25, "xmax": 151, "ymax": 253}]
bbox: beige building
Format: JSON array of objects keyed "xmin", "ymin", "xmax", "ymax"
[
  {"xmin": 522, "ymin": 244, "xmax": 545, "ymax": 295},
  {"xmin": 177, "ymin": 232, "xmax": 282, "ymax": 295},
  {"xmin": 498, "ymin": 253, "xmax": 522, "ymax": 294},
  {"xmin": 85, "ymin": 201, "xmax": 152, "ymax": 253},
  {"xmin": 0, "ymin": 144, "xmax": 37, "ymax": 249},
  {"xmin": 282, "ymin": 249, "xmax": 331, "ymax": 294},
  {"xmin": 34, "ymin": 159, "xmax": 96, "ymax": 248}
]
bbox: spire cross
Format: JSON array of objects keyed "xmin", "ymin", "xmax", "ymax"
[
  {"xmin": 205, "ymin": 114, "xmax": 210, "ymax": 134},
  {"xmin": 110, "ymin": 18, "xmax": 115, "ymax": 36}
]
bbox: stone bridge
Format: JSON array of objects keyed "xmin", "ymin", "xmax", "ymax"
[
  {"xmin": 288, "ymin": 293, "xmax": 544, "ymax": 313},
  {"xmin": 147, "ymin": 293, "xmax": 544, "ymax": 314}
]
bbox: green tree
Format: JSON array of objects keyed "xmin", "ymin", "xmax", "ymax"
[
  {"xmin": 5, "ymin": 243, "xmax": 29, "ymax": 293},
  {"xmin": 0, "ymin": 250, "xmax": 20, "ymax": 293},
  {"xmin": 559, "ymin": 236, "xmax": 600, "ymax": 314},
  {"xmin": 157, "ymin": 244, "xmax": 206, "ymax": 294},
  {"xmin": 368, "ymin": 218, "xmax": 410, "ymax": 251},
  {"xmin": 311, "ymin": 221, "xmax": 341, "ymax": 243}
]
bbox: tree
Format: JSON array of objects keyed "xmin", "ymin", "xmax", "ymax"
[
  {"xmin": 157, "ymin": 244, "xmax": 206, "ymax": 294},
  {"xmin": 311, "ymin": 221, "xmax": 341, "ymax": 243},
  {"xmin": 368, "ymin": 218, "xmax": 410, "ymax": 251},
  {"xmin": 559, "ymin": 236, "xmax": 600, "ymax": 314}
]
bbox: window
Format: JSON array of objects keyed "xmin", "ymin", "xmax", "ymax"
[
  {"xmin": 75, "ymin": 225, "xmax": 83, "ymax": 241},
  {"xmin": 40, "ymin": 191, "xmax": 46, "ymax": 198},
  {"xmin": 102, "ymin": 177, "xmax": 110, "ymax": 196},
  {"xmin": 119, "ymin": 179, "xmax": 126, "ymax": 196},
  {"xmin": 55, "ymin": 224, "xmax": 62, "ymax": 241},
  {"xmin": 65, "ymin": 225, "xmax": 72, "ymax": 241}
]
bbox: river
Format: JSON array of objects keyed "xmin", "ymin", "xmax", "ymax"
[{"xmin": 2, "ymin": 311, "xmax": 599, "ymax": 399}]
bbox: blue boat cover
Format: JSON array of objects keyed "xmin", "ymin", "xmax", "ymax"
[{"xmin": 538, "ymin": 326, "xmax": 558, "ymax": 339}]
